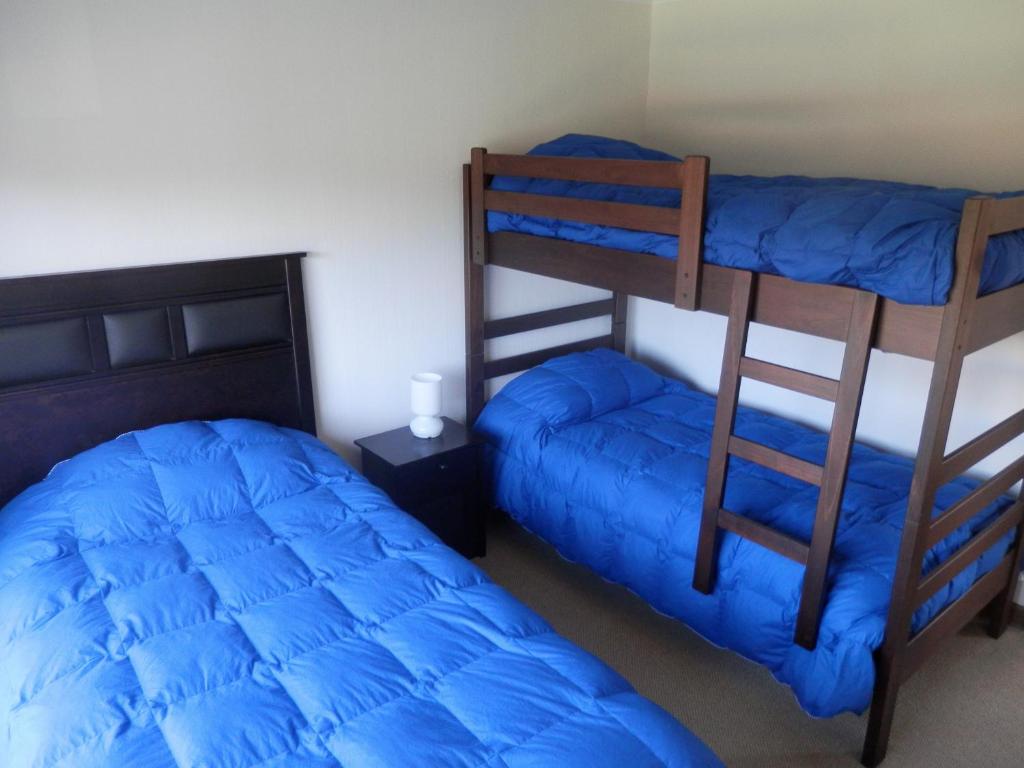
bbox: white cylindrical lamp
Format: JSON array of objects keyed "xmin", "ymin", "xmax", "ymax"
[{"xmin": 410, "ymin": 372, "xmax": 444, "ymax": 438}]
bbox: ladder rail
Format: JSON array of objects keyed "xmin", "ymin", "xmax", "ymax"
[
  {"xmin": 794, "ymin": 291, "xmax": 879, "ymax": 649},
  {"xmin": 693, "ymin": 270, "xmax": 755, "ymax": 594}
]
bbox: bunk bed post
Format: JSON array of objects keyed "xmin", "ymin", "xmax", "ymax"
[
  {"xmin": 988, "ymin": 490, "xmax": 1024, "ymax": 638},
  {"xmin": 612, "ymin": 293, "xmax": 628, "ymax": 353},
  {"xmin": 465, "ymin": 162, "xmax": 486, "ymax": 426},
  {"xmin": 674, "ymin": 156, "xmax": 710, "ymax": 311},
  {"xmin": 470, "ymin": 148, "xmax": 489, "ymax": 267},
  {"xmin": 861, "ymin": 197, "xmax": 994, "ymax": 768}
]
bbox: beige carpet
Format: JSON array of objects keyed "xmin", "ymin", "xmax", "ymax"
[{"xmin": 477, "ymin": 516, "xmax": 1024, "ymax": 768}]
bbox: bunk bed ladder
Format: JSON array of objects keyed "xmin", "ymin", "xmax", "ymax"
[{"xmin": 693, "ymin": 270, "xmax": 880, "ymax": 650}]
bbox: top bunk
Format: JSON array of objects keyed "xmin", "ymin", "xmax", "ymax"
[{"xmin": 468, "ymin": 134, "xmax": 1024, "ymax": 361}]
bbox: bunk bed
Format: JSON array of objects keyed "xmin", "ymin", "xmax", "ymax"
[{"xmin": 463, "ymin": 135, "xmax": 1024, "ymax": 766}]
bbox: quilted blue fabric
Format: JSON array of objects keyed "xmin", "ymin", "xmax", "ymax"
[
  {"xmin": 487, "ymin": 134, "xmax": 1024, "ymax": 305},
  {"xmin": 475, "ymin": 350, "xmax": 1015, "ymax": 717},
  {"xmin": 0, "ymin": 420, "xmax": 721, "ymax": 768}
]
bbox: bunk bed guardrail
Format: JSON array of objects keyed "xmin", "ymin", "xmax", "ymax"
[{"xmin": 470, "ymin": 147, "xmax": 710, "ymax": 309}]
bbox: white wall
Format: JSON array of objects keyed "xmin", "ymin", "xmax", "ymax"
[
  {"xmin": 0, "ymin": 0, "xmax": 651, "ymax": 460},
  {"xmin": 2, "ymin": 0, "xmax": 1021, "ymax": 483},
  {"xmin": 638, "ymin": 0, "xmax": 1024, "ymax": 481}
]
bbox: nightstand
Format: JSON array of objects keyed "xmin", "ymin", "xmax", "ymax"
[{"xmin": 355, "ymin": 417, "xmax": 486, "ymax": 559}]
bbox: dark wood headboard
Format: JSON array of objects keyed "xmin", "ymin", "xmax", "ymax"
[{"xmin": 0, "ymin": 253, "xmax": 315, "ymax": 507}]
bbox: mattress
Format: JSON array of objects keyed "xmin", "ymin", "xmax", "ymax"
[
  {"xmin": 0, "ymin": 419, "xmax": 720, "ymax": 768},
  {"xmin": 474, "ymin": 349, "xmax": 1015, "ymax": 717},
  {"xmin": 486, "ymin": 134, "xmax": 1024, "ymax": 305}
]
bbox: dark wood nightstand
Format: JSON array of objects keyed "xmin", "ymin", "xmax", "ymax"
[{"xmin": 355, "ymin": 417, "xmax": 485, "ymax": 559}]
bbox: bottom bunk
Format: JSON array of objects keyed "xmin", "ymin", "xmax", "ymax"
[{"xmin": 474, "ymin": 348, "xmax": 1016, "ymax": 718}]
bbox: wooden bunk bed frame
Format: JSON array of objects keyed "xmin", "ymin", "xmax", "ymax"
[{"xmin": 462, "ymin": 149, "xmax": 1024, "ymax": 766}]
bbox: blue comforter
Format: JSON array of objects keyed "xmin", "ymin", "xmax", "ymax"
[
  {"xmin": 487, "ymin": 134, "xmax": 1024, "ymax": 305},
  {"xmin": 0, "ymin": 420, "xmax": 720, "ymax": 768},
  {"xmin": 475, "ymin": 350, "xmax": 1014, "ymax": 717}
]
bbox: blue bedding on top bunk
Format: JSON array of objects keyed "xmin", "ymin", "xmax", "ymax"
[
  {"xmin": 0, "ymin": 419, "xmax": 720, "ymax": 768},
  {"xmin": 475, "ymin": 350, "xmax": 1015, "ymax": 718},
  {"xmin": 487, "ymin": 134, "xmax": 1024, "ymax": 305}
]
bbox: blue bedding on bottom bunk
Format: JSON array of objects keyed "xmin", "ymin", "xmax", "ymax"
[
  {"xmin": 487, "ymin": 134, "xmax": 1024, "ymax": 306},
  {"xmin": 0, "ymin": 419, "xmax": 720, "ymax": 768},
  {"xmin": 475, "ymin": 349, "xmax": 1015, "ymax": 718}
]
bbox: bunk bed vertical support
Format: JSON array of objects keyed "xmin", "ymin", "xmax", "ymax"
[
  {"xmin": 674, "ymin": 156, "xmax": 711, "ymax": 311},
  {"xmin": 693, "ymin": 270, "xmax": 756, "ymax": 593},
  {"xmin": 470, "ymin": 148, "xmax": 489, "ymax": 267},
  {"xmin": 612, "ymin": 293, "xmax": 628, "ymax": 353},
  {"xmin": 988, "ymin": 492, "xmax": 1024, "ymax": 638},
  {"xmin": 861, "ymin": 197, "xmax": 994, "ymax": 768},
  {"xmin": 465, "ymin": 162, "xmax": 486, "ymax": 426}
]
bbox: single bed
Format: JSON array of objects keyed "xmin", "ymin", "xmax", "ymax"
[
  {"xmin": 0, "ymin": 419, "xmax": 719, "ymax": 767},
  {"xmin": 474, "ymin": 348, "xmax": 1014, "ymax": 717},
  {"xmin": 486, "ymin": 134, "xmax": 1024, "ymax": 306},
  {"xmin": 0, "ymin": 255, "xmax": 721, "ymax": 768}
]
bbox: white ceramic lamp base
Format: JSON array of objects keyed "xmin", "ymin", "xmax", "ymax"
[{"xmin": 410, "ymin": 415, "xmax": 444, "ymax": 439}]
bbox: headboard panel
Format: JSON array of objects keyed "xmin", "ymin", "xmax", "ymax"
[{"xmin": 0, "ymin": 253, "xmax": 315, "ymax": 506}]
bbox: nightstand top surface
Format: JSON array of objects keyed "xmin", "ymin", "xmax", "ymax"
[{"xmin": 355, "ymin": 417, "xmax": 478, "ymax": 467}]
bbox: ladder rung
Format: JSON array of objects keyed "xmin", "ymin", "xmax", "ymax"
[
  {"xmin": 718, "ymin": 508, "xmax": 810, "ymax": 564},
  {"xmin": 729, "ymin": 436, "xmax": 824, "ymax": 486},
  {"xmin": 739, "ymin": 357, "xmax": 840, "ymax": 402}
]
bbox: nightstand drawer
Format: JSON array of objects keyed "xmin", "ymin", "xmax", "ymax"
[{"xmin": 389, "ymin": 448, "xmax": 476, "ymax": 506}]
